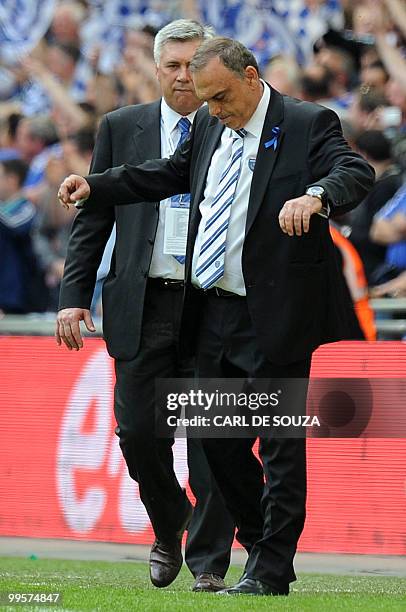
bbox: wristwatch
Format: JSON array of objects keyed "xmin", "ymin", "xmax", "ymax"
[{"xmin": 305, "ymin": 186, "xmax": 329, "ymax": 219}]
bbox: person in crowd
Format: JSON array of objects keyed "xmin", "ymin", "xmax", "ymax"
[
  {"xmin": 15, "ymin": 115, "xmax": 59, "ymax": 168},
  {"xmin": 33, "ymin": 129, "xmax": 95, "ymax": 311},
  {"xmin": 370, "ymin": 269, "xmax": 406, "ymax": 297},
  {"xmin": 0, "ymin": 113, "xmax": 23, "ymax": 161},
  {"xmin": 370, "ymin": 181, "xmax": 406, "ymax": 281},
  {"xmin": 20, "ymin": 54, "xmax": 91, "ymax": 136},
  {"xmin": 84, "ymin": 72, "xmax": 125, "ymax": 118},
  {"xmin": 263, "ymin": 55, "xmax": 302, "ymax": 98},
  {"xmin": 299, "ymin": 63, "xmax": 334, "ymax": 104},
  {"xmin": 57, "ymin": 37, "xmax": 374, "ymax": 596},
  {"xmin": 46, "ymin": 0, "xmax": 85, "ymax": 47},
  {"xmin": 329, "ymin": 224, "xmax": 376, "ymax": 341},
  {"xmin": 117, "ymin": 24, "xmax": 161, "ymax": 105},
  {"xmin": 367, "ymin": 0, "xmax": 406, "ymax": 92},
  {"xmin": 314, "ymin": 45, "xmax": 356, "ymax": 111},
  {"xmin": 346, "ymin": 130, "xmax": 403, "ymax": 284},
  {"xmin": 348, "ymin": 86, "xmax": 391, "ymax": 132},
  {"xmin": 0, "ymin": 159, "xmax": 40, "ymax": 314},
  {"xmin": 360, "ymin": 60, "xmax": 389, "ymax": 93},
  {"xmin": 56, "ymin": 20, "xmax": 235, "ymax": 593},
  {"xmin": 14, "ymin": 115, "xmax": 60, "ymax": 203},
  {"xmin": 19, "ymin": 42, "xmax": 83, "ymax": 117},
  {"xmin": 45, "ymin": 1, "xmax": 95, "ymax": 104}
]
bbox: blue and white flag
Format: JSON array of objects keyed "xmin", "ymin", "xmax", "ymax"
[
  {"xmin": 0, "ymin": 0, "xmax": 56, "ymax": 63},
  {"xmin": 82, "ymin": 0, "xmax": 179, "ymax": 74},
  {"xmin": 199, "ymin": 0, "xmax": 343, "ymax": 67}
]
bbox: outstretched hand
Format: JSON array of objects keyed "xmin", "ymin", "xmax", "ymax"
[{"xmin": 58, "ymin": 174, "xmax": 90, "ymax": 209}]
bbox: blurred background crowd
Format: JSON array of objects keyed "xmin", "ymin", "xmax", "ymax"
[{"xmin": 0, "ymin": 0, "xmax": 405, "ymax": 321}]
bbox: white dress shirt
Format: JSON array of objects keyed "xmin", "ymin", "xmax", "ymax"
[
  {"xmin": 148, "ymin": 98, "xmax": 197, "ymax": 279},
  {"xmin": 192, "ymin": 82, "xmax": 271, "ymax": 295}
]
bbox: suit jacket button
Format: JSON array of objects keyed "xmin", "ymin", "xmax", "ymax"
[{"xmin": 148, "ymin": 238, "xmax": 154, "ymax": 245}]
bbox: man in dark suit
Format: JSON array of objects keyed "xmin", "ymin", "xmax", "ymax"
[
  {"xmin": 58, "ymin": 37, "xmax": 374, "ymax": 596},
  {"xmin": 56, "ymin": 21, "xmax": 235, "ymax": 593}
]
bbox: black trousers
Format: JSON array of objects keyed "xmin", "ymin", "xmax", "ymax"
[
  {"xmin": 114, "ymin": 280, "xmax": 235, "ymax": 578},
  {"xmin": 196, "ymin": 291, "xmax": 311, "ymax": 591}
]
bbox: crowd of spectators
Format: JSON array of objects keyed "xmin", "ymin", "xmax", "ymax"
[{"xmin": 0, "ymin": 0, "xmax": 405, "ymax": 320}]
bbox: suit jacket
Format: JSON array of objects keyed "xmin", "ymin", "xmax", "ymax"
[
  {"xmin": 84, "ymin": 88, "xmax": 375, "ymax": 365},
  {"xmin": 59, "ymin": 100, "xmax": 166, "ymax": 359}
]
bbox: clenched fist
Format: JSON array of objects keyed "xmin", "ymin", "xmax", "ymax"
[{"xmin": 58, "ymin": 174, "xmax": 90, "ymax": 209}]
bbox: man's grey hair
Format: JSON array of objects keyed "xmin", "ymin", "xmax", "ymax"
[
  {"xmin": 25, "ymin": 116, "xmax": 58, "ymax": 145},
  {"xmin": 190, "ymin": 37, "xmax": 259, "ymax": 78},
  {"xmin": 153, "ymin": 19, "xmax": 215, "ymax": 64}
]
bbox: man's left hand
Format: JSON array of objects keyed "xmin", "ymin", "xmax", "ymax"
[{"xmin": 279, "ymin": 195, "xmax": 322, "ymax": 236}]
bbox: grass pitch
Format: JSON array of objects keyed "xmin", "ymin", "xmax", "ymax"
[{"xmin": 0, "ymin": 557, "xmax": 405, "ymax": 611}]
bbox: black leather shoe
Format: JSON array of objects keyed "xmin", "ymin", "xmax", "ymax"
[
  {"xmin": 217, "ymin": 577, "xmax": 289, "ymax": 596},
  {"xmin": 192, "ymin": 573, "xmax": 226, "ymax": 592},
  {"xmin": 149, "ymin": 502, "xmax": 193, "ymax": 588}
]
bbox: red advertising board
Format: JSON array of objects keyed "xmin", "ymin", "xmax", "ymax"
[{"xmin": 0, "ymin": 337, "xmax": 405, "ymax": 554}]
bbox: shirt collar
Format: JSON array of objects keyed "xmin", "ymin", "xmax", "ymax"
[
  {"xmin": 160, "ymin": 97, "xmax": 198, "ymax": 135},
  {"xmin": 237, "ymin": 80, "xmax": 270, "ymax": 139}
]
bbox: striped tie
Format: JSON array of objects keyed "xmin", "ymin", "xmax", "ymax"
[
  {"xmin": 172, "ymin": 117, "xmax": 191, "ymax": 264},
  {"xmin": 195, "ymin": 129, "xmax": 246, "ymax": 289},
  {"xmin": 177, "ymin": 116, "xmax": 191, "ymax": 145}
]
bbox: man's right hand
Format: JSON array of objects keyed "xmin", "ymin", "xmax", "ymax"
[
  {"xmin": 56, "ymin": 308, "xmax": 96, "ymax": 350},
  {"xmin": 58, "ymin": 174, "xmax": 90, "ymax": 209}
]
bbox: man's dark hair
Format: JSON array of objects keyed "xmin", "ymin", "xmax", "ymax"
[
  {"xmin": 355, "ymin": 130, "xmax": 392, "ymax": 162},
  {"xmin": 0, "ymin": 158, "xmax": 29, "ymax": 186},
  {"xmin": 190, "ymin": 37, "xmax": 259, "ymax": 77},
  {"xmin": 69, "ymin": 128, "xmax": 95, "ymax": 154}
]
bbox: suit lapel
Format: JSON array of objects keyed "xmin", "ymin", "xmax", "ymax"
[
  {"xmin": 192, "ymin": 117, "xmax": 224, "ymax": 211},
  {"xmin": 245, "ymin": 87, "xmax": 285, "ymax": 236},
  {"xmin": 188, "ymin": 117, "xmax": 224, "ymax": 239},
  {"xmin": 131, "ymin": 99, "xmax": 162, "ymax": 161}
]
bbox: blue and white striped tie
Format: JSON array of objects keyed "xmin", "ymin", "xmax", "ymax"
[
  {"xmin": 177, "ymin": 116, "xmax": 191, "ymax": 146},
  {"xmin": 195, "ymin": 129, "xmax": 246, "ymax": 289},
  {"xmin": 172, "ymin": 117, "xmax": 191, "ymax": 264}
]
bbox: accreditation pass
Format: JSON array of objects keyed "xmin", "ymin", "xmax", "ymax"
[{"xmin": 164, "ymin": 205, "xmax": 189, "ymax": 255}]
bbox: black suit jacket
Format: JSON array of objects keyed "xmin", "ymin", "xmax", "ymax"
[
  {"xmin": 84, "ymin": 88, "xmax": 375, "ymax": 364},
  {"xmin": 59, "ymin": 100, "xmax": 166, "ymax": 359}
]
